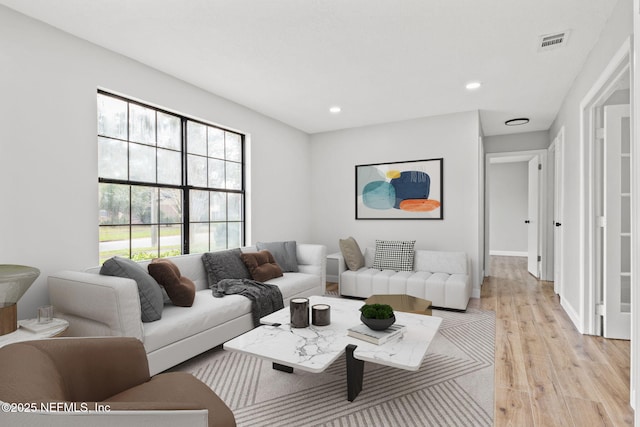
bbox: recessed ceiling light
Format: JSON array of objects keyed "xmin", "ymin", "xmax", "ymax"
[
  {"xmin": 465, "ymin": 81, "xmax": 481, "ymax": 90},
  {"xmin": 329, "ymin": 106, "xmax": 342, "ymax": 114},
  {"xmin": 505, "ymin": 118, "xmax": 530, "ymax": 126}
]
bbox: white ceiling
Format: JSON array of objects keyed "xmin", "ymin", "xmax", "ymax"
[{"xmin": 0, "ymin": 0, "xmax": 619, "ymax": 136}]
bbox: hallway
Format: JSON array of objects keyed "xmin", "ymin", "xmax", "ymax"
[{"xmin": 475, "ymin": 256, "xmax": 633, "ymax": 425}]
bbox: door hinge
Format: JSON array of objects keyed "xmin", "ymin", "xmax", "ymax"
[
  {"xmin": 538, "ymin": 163, "xmax": 542, "ymax": 171},
  {"xmin": 596, "ymin": 303, "xmax": 605, "ymax": 316},
  {"xmin": 537, "ymin": 255, "xmax": 541, "ymax": 262}
]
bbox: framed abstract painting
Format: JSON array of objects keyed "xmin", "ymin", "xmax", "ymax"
[{"xmin": 355, "ymin": 158, "xmax": 443, "ymax": 220}]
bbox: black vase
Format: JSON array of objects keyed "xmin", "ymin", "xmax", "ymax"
[{"xmin": 360, "ymin": 314, "xmax": 396, "ymax": 331}]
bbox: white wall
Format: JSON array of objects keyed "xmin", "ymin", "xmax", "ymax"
[
  {"xmin": 489, "ymin": 162, "xmax": 528, "ymax": 254},
  {"xmin": 0, "ymin": 6, "xmax": 312, "ymax": 320},
  {"xmin": 549, "ymin": 0, "xmax": 632, "ymax": 327},
  {"xmin": 484, "ymin": 130, "xmax": 550, "ymax": 153},
  {"xmin": 309, "ymin": 111, "xmax": 483, "ymax": 295}
]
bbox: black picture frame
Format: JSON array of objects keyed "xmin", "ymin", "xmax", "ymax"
[{"xmin": 355, "ymin": 158, "xmax": 443, "ymax": 220}]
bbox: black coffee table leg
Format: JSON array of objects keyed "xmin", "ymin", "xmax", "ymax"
[
  {"xmin": 346, "ymin": 344, "xmax": 364, "ymax": 401},
  {"xmin": 273, "ymin": 362, "xmax": 293, "ymax": 373}
]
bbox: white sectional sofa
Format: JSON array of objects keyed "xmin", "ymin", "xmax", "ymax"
[
  {"xmin": 337, "ymin": 247, "xmax": 471, "ymax": 310},
  {"xmin": 48, "ymin": 244, "xmax": 326, "ymax": 375}
]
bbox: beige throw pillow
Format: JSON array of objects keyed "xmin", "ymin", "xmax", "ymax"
[{"xmin": 339, "ymin": 237, "xmax": 365, "ymax": 271}]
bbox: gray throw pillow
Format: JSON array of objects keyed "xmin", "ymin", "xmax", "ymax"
[
  {"xmin": 100, "ymin": 256, "xmax": 163, "ymax": 322},
  {"xmin": 339, "ymin": 236, "xmax": 365, "ymax": 271},
  {"xmin": 201, "ymin": 248, "xmax": 251, "ymax": 286},
  {"xmin": 256, "ymin": 241, "xmax": 299, "ymax": 272}
]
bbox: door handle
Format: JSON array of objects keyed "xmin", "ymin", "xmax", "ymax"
[
  {"xmin": 525, "ymin": 220, "xmax": 530, "ymax": 224},
  {"xmin": 555, "ymin": 222, "xmax": 562, "ymax": 227}
]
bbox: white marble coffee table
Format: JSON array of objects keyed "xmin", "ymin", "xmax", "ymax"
[{"xmin": 223, "ymin": 295, "xmax": 442, "ymax": 401}]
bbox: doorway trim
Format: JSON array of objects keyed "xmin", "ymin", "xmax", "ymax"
[
  {"xmin": 548, "ymin": 127, "xmax": 565, "ymax": 297},
  {"xmin": 579, "ymin": 37, "xmax": 631, "ymax": 335},
  {"xmin": 484, "ymin": 149, "xmax": 549, "ymax": 278}
]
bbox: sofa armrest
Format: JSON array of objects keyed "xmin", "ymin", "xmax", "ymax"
[
  {"xmin": 48, "ymin": 271, "xmax": 144, "ymax": 340},
  {"xmin": 296, "ymin": 244, "xmax": 327, "ymax": 285}
]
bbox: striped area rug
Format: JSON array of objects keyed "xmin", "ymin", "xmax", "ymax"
[{"xmin": 172, "ymin": 307, "xmax": 495, "ymax": 427}]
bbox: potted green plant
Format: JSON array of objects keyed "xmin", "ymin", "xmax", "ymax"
[{"xmin": 359, "ymin": 303, "xmax": 395, "ymax": 330}]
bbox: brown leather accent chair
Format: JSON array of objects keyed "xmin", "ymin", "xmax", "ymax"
[{"xmin": 0, "ymin": 337, "xmax": 235, "ymax": 427}]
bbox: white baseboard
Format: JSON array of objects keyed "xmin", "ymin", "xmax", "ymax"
[
  {"xmin": 472, "ymin": 287, "xmax": 481, "ymax": 299},
  {"xmin": 489, "ymin": 250, "xmax": 528, "ymax": 257},
  {"xmin": 561, "ymin": 299, "xmax": 583, "ymax": 334}
]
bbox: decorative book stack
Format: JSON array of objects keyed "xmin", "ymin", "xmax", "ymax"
[
  {"xmin": 18, "ymin": 318, "xmax": 67, "ymax": 333},
  {"xmin": 347, "ymin": 323, "xmax": 406, "ymax": 345}
]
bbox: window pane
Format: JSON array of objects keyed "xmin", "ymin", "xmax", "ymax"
[
  {"xmin": 208, "ymin": 158, "xmax": 225, "ymax": 188},
  {"xmin": 189, "ymin": 223, "xmax": 209, "ymax": 253},
  {"xmin": 188, "ymin": 154, "xmax": 207, "ymax": 187},
  {"xmin": 97, "ymin": 94, "xmax": 127, "ymax": 139},
  {"xmin": 131, "ymin": 225, "xmax": 157, "ymax": 260},
  {"xmin": 226, "ymin": 162, "xmax": 242, "ymax": 190},
  {"xmin": 228, "ymin": 222, "xmax": 242, "ymax": 248},
  {"xmin": 98, "ymin": 137, "xmax": 128, "ymax": 180},
  {"xmin": 157, "ymin": 112, "xmax": 181, "ymax": 150},
  {"xmin": 211, "ymin": 223, "xmax": 227, "ymax": 251},
  {"xmin": 228, "ymin": 193, "xmax": 242, "ymax": 221},
  {"xmin": 129, "ymin": 104, "xmax": 156, "ymax": 145},
  {"xmin": 159, "ymin": 224, "xmax": 182, "ymax": 257},
  {"xmin": 190, "ymin": 190, "xmax": 209, "ymax": 222},
  {"xmin": 208, "ymin": 127, "xmax": 224, "ymax": 158},
  {"xmin": 99, "ymin": 225, "xmax": 130, "ymax": 264},
  {"xmin": 131, "ymin": 186, "xmax": 156, "ymax": 224},
  {"xmin": 210, "ymin": 192, "xmax": 226, "ymax": 221},
  {"xmin": 159, "ymin": 188, "xmax": 182, "ymax": 223},
  {"xmin": 226, "ymin": 132, "xmax": 242, "ymax": 162},
  {"xmin": 130, "ymin": 144, "xmax": 156, "ymax": 182},
  {"xmin": 157, "ymin": 148, "xmax": 181, "ymax": 185},
  {"xmin": 99, "ymin": 183, "xmax": 130, "ymax": 225},
  {"xmin": 187, "ymin": 122, "xmax": 206, "ymax": 155}
]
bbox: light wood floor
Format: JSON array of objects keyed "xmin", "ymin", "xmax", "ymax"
[
  {"xmin": 473, "ymin": 256, "xmax": 633, "ymax": 426},
  {"xmin": 327, "ymin": 256, "xmax": 634, "ymax": 425}
]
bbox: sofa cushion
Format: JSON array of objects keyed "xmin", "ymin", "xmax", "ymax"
[
  {"xmin": 339, "ymin": 236, "xmax": 365, "ymax": 271},
  {"xmin": 256, "ymin": 241, "xmax": 299, "ymax": 272},
  {"xmin": 240, "ymin": 250, "xmax": 283, "ymax": 282},
  {"xmin": 414, "ymin": 250, "xmax": 467, "ymax": 275},
  {"xmin": 143, "ymin": 290, "xmax": 252, "ymax": 353},
  {"xmin": 201, "ymin": 248, "xmax": 251, "ymax": 287},
  {"xmin": 100, "ymin": 256, "xmax": 163, "ymax": 322},
  {"xmin": 372, "ymin": 239, "xmax": 416, "ymax": 271},
  {"xmin": 148, "ymin": 259, "xmax": 196, "ymax": 307}
]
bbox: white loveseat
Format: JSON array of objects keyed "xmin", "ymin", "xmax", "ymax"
[
  {"xmin": 337, "ymin": 247, "xmax": 471, "ymax": 310},
  {"xmin": 48, "ymin": 244, "xmax": 326, "ymax": 375}
]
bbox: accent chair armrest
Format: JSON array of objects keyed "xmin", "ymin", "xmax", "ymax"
[{"xmin": 48, "ymin": 271, "xmax": 144, "ymax": 340}]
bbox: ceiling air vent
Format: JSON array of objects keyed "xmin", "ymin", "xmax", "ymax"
[{"xmin": 537, "ymin": 30, "xmax": 570, "ymax": 52}]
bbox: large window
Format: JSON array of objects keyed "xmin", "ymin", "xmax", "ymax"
[{"xmin": 97, "ymin": 92, "xmax": 244, "ymax": 263}]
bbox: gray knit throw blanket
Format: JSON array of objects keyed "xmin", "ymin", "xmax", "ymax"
[{"xmin": 211, "ymin": 278, "xmax": 284, "ymax": 327}]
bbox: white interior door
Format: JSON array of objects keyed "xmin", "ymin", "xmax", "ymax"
[
  {"xmin": 527, "ymin": 156, "xmax": 540, "ymax": 277},
  {"xmin": 553, "ymin": 136, "xmax": 564, "ymax": 295},
  {"xmin": 603, "ymin": 104, "xmax": 631, "ymax": 340}
]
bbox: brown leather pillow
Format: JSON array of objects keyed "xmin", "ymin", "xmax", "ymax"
[
  {"xmin": 148, "ymin": 259, "xmax": 195, "ymax": 307},
  {"xmin": 240, "ymin": 250, "xmax": 283, "ymax": 282}
]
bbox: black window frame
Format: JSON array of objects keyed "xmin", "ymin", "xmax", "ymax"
[{"xmin": 97, "ymin": 90, "xmax": 246, "ymax": 262}]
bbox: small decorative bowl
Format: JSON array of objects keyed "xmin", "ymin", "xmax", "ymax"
[{"xmin": 360, "ymin": 314, "xmax": 396, "ymax": 331}]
